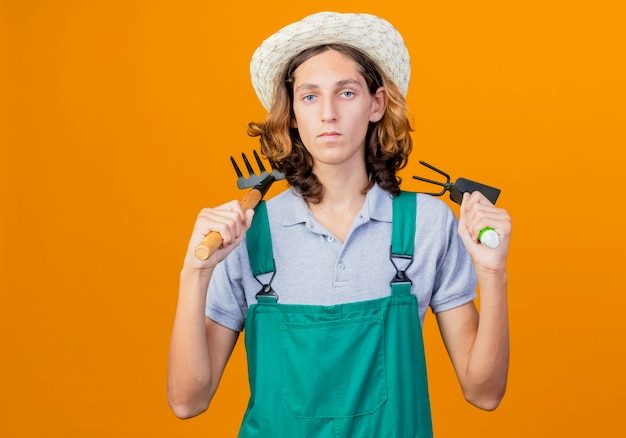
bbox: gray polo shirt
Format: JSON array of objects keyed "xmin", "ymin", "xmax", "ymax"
[{"xmin": 205, "ymin": 182, "xmax": 477, "ymax": 332}]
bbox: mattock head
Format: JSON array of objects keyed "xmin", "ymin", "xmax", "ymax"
[{"xmin": 411, "ymin": 160, "xmax": 501, "ymax": 205}]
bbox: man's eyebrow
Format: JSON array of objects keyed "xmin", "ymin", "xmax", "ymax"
[{"xmin": 295, "ymin": 79, "xmax": 362, "ymax": 92}]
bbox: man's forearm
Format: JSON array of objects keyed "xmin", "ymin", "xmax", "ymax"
[
  {"xmin": 464, "ymin": 270, "xmax": 510, "ymax": 410},
  {"xmin": 167, "ymin": 267, "xmax": 214, "ymax": 418}
]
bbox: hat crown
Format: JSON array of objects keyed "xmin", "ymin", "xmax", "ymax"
[{"xmin": 250, "ymin": 11, "xmax": 410, "ymax": 111}]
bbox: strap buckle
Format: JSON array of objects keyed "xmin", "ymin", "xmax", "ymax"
[
  {"xmin": 255, "ymin": 283, "xmax": 279, "ymax": 300},
  {"xmin": 389, "ymin": 245, "xmax": 413, "ymax": 285},
  {"xmin": 253, "ymin": 263, "xmax": 279, "ymax": 301}
]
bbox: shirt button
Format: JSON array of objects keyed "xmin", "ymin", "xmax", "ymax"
[
  {"xmin": 338, "ymin": 263, "xmax": 345, "ymax": 270},
  {"xmin": 327, "ymin": 236, "xmax": 334, "ymax": 242}
]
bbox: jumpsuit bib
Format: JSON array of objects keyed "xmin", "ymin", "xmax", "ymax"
[{"xmin": 238, "ymin": 191, "xmax": 433, "ymax": 438}]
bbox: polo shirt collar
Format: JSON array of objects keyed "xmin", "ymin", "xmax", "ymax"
[
  {"xmin": 367, "ymin": 182, "xmax": 393, "ymax": 222},
  {"xmin": 281, "ymin": 181, "xmax": 392, "ymax": 226},
  {"xmin": 280, "ymin": 187, "xmax": 309, "ymax": 226}
]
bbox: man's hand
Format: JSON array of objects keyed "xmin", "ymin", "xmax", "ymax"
[{"xmin": 457, "ymin": 191, "xmax": 512, "ymax": 275}]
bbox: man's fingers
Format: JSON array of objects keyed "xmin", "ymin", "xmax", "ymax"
[{"xmin": 197, "ymin": 211, "xmax": 242, "ymax": 245}]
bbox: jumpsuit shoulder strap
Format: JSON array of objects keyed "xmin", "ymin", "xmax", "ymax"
[
  {"xmin": 390, "ymin": 190, "xmax": 417, "ymax": 295},
  {"xmin": 245, "ymin": 200, "xmax": 275, "ymax": 276},
  {"xmin": 391, "ymin": 190, "xmax": 417, "ymax": 257},
  {"xmin": 246, "ymin": 200, "xmax": 279, "ymax": 303}
]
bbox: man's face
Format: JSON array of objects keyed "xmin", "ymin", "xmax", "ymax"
[{"xmin": 290, "ymin": 49, "xmax": 385, "ymax": 170}]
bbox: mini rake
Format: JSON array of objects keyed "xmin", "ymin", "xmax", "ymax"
[{"xmin": 194, "ymin": 150, "xmax": 285, "ymax": 260}]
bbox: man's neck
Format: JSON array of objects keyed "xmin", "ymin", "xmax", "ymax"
[{"xmin": 308, "ymin": 162, "xmax": 370, "ymax": 214}]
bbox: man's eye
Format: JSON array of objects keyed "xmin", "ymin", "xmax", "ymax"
[
  {"xmin": 303, "ymin": 95, "xmax": 315, "ymax": 102},
  {"xmin": 342, "ymin": 91, "xmax": 354, "ymax": 97}
]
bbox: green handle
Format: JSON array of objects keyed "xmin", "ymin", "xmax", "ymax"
[{"xmin": 478, "ymin": 227, "xmax": 500, "ymax": 249}]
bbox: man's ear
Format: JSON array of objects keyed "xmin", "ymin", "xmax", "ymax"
[{"xmin": 369, "ymin": 87, "xmax": 386, "ymax": 123}]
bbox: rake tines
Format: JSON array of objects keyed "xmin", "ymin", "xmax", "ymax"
[{"xmin": 230, "ymin": 149, "xmax": 285, "ymax": 189}]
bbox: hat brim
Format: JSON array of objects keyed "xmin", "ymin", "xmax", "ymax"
[{"xmin": 250, "ymin": 12, "xmax": 410, "ymax": 111}]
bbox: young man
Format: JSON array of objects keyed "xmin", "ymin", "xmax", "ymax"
[{"xmin": 168, "ymin": 11, "xmax": 511, "ymax": 437}]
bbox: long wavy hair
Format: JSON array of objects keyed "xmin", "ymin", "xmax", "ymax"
[{"xmin": 247, "ymin": 43, "xmax": 413, "ymax": 203}]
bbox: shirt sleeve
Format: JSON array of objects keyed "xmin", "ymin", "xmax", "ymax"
[
  {"xmin": 204, "ymin": 243, "xmax": 247, "ymax": 332},
  {"xmin": 429, "ymin": 201, "xmax": 477, "ymax": 313}
]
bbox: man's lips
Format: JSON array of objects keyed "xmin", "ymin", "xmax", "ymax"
[{"xmin": 318, "ymin": 132, "xmax": 341, "ymax": 137}]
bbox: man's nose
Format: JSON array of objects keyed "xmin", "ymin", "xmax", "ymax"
[{"xmin": 320, "ymin": 96, "xmax": 337, "ymax": 123}]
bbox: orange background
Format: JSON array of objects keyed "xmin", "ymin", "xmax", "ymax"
[{"xmin": 2, "ymin": 0, "xmax": 625, "ymax": 436}]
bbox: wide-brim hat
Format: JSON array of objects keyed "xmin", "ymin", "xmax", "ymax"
[{"xmin": 250, "ymin": 11, "xmax": 410, "ymax": 112}]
